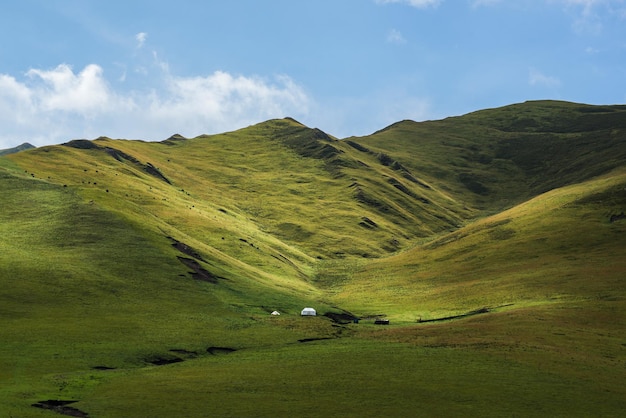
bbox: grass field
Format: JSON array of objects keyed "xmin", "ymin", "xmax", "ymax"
[{"xmin": 1, "ymin": 100, "xmax": 625, "ymax": 417}]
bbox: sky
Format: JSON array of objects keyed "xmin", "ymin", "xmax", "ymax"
[{"xmin": 1, "ymin": 0, "xmax": 625, "ymax": 148}]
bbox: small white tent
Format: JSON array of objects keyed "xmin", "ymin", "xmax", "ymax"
[
  {"xmin": 270, "ymin": 311, "xmax": 280, "ymax": 316},
  {"xmin": 301, "ymin": 307, "xmax": 316, "ymax": 316}
]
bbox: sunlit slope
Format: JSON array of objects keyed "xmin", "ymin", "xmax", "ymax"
[
  {"xmin": 355, "ymin": 100, "xmax": 626, "ymax": 211},
  {"xmin": 0, "ymin": 164, "xmax": 329, "ymax": 343},
  {"xmin": 329, "ymin": 167, "xmax": 626, "ymax": 319},
  {"xmin": 3, "ymin": 144, "xmax": 319, "ymax": 294},
  {"xmin": 6, "ymin": 117, "xmax": 469, "ymax": 263},
  {"xmin": 0, "ymin": 160, "xmax": 336, "ymax": 412}
]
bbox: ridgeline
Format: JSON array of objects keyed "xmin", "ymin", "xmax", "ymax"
[{"xmin": 1, "ymin": 100, "xmax": 625, "ymax": 417}]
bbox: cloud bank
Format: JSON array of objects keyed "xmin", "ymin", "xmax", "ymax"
[{"xmin": 0, "ymin": 64, "xmax": 309, "ymax": 147}]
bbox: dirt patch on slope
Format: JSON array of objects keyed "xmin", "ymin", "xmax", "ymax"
[{"xmin": 32, "ymin": 400, "xmax": 89, "ymax": 417}]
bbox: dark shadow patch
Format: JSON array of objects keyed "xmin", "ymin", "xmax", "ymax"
[
  {"xmin": 458, "ymin": 172, "xmax": 490, "ymax": 195},
  {"xmin": 610, "ymin": 211, "xmax": 625, "ymax": 223},
  {"xmin": 144, "ymin": 162, "xmax": 171, "ymax": 184},
  {"xmin": 353, "ymin": 187, "xmax": 392, "ymax": 213},
  {"xmin": 378, "ymin": 154, "xmax": 431, "ymax": 188},
  {"xmin": 273, "ymin": 125, "xmax": 352, "ymax": 175},
  {"xmin": 62, "ymin": 139, "xmax": 99, "ymax": 149},
  {"xmin": 207, "ymin": 346, "xmax": 237, "ymax": 355},
  {"xmin": 275, "ymin": 222, "xmax": 314, "ymax": 241},
  {"xmin": 91, "ymin": 366, "xmax": 116, "ymax": 370},
  {"xmin": 170, "ymin": 348, "xmax": 198, "ymax": 358},
  {"xmin": 344, "ymin": 140, "xmax": 371, "ymax": 153},
  {"xmin": 147, "ymin": 356, "xmax": 184, "ymax": 366},
  {"xmin": 104, "ymin": 147, "xmax": 139, "ymax": 163},
  {"xmin": 169, "ymin": 237, "xmax": 206, "ymax": 262},
  {"xmin": 32, "ymin": 400, "xmax": 89, "ymax": 417},
  {"xmin": 177, "ymin": 256, "xmax": 226, "ymax": 283},
  {"xmin": 298, "ymin": 337, "xmax": 335, "ymax": 343},
  {"xmin": 387, "ymin": 177, "xmax": 430, "ymax": 203},
  {"xmin": 418, "ymin": 306, "xmax": 491, "ymax": 323},
  {"xmin": 377, "ymin": 152, "xmax": 395, "ymax": 166},
  {"xmin": 324, "ymin": 312, "xmax": 358, "ymax": 324},
  {"xmin": 359, "ymin": 216, "xmax": 378, "ymax": 229}
]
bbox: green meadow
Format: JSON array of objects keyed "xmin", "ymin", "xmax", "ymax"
[{"xmin": 1, "ymin": 100, "xmax": 625, "ymax": 417}]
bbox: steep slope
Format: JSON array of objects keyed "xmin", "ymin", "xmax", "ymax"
[
  {"xmin": 6, "ymin": 118, "xmax": 468, "ymax": 262},
  {"xmin": 355, "ymin": 100, "xmax": 626, "ymax": 211}
]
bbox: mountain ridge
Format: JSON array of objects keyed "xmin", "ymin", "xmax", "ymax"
[
  {"xmin": 0, "ymin": 141, "xmax": 35, "ymax": 156},
  {"xmin": 1, "ymin": 99, "xmax": 625, "ymax": 416}
]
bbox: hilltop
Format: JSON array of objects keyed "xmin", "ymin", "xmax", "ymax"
[
  {"xmin": 1, "ymin": 100, "xmax": 625, "ymax": 417},
  {"xmin": 0, "ymin": 142, "xmax": 35, "ymax": 156}
]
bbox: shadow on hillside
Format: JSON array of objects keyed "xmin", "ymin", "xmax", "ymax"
[{"xmin": 418, "ymin": 304, "xmax": 515, "ymax": 323}]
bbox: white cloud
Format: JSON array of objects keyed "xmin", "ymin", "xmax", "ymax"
[
  {"xmin": 135, "ymin": 32, "xmax": 147, "ymax": 48},
  {"xmin": 387, "ymin": 29, "xmax": 407, "ymax": 44},
  {"xmin": 147, "ymin": 71, "xmax": 309, "ymax": 135},
  {"xmin": 26, "ymin": 64, "xmax": 115, "ymax": 114},
  {"xmin": 0, "ymin": 74, "xmax": 34, "ymax": 125},
  {"xmin": 375, "ymin": 0, "xmax": 442, "ymax": 8},
  {"xmin": 0, "ymin": 64, "xmax": 309, "ymax": 148},
  {"xmin": 528, "ymin": 68, "xmax": 562, "ymax": 88}
]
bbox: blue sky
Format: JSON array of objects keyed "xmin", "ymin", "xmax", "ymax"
[{"xmin": 1, "ymin": 0, "xmax": 625, "ymax": 148}]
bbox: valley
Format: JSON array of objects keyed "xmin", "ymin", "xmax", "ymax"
[{"xmin": 1, "ymin": 100, "xmax": 625, "ymax": 417}]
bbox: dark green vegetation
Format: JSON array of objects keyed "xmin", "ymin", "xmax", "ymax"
[{"xmin": 1, "ymin": 100, "xmax": 625, "ymax": 417}]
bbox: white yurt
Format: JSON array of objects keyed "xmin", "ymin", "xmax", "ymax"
[
  {"xmin": 270, "ymin": 311, "xmax": 280, "ymax": 316},
  {"xmin": 300, "ymin": 307, "xmax": 316, "ymax": 316}
]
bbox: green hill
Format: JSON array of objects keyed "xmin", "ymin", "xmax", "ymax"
[
  {"xmin": 0, "ymin": 142, "xmax": 35, "ymax": 156},
  {"xmin": 1, "ymin": 100, "xmax": 625, "ymax": 417}
]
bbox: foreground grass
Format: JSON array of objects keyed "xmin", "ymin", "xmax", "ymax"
[{"xmin": 27, "ymin": 316, "xmax": 625, "ymax": 417}]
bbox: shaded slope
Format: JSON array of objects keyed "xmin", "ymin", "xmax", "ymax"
[
  {"xmin": 0, "ymin": 142, "xmax": 35, "ymax": 156},
  {"xmin": 354, "ymin": 100, "xmax": 626, "ymax": 211}
]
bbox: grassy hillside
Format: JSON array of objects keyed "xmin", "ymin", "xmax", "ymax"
[
  {"xmin": 327, "ymin": 167, "xmax": 626, "ymax": 316},
  {"xmin": 357, "ymin": 100, "xmax": 626, "ymax": 210},
  {"xmin": 1, "ymin": 100, "xmax": 625, "ymax": 416}
]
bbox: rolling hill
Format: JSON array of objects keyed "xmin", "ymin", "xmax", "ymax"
[
  {"xmin": 0, "ymin": 142, "xmax": 35, "ymax": 156},
  {"xmin": 1, "ymin": 100, "xmax": 625, "ymax": 417}
]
